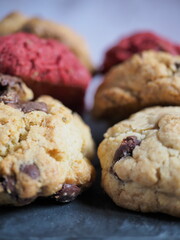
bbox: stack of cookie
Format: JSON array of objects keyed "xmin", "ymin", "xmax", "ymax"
[
  {"xmin": 1, "ymin": 11, "xmax": 180, "ymax": 218},
  {"xmin": 0, "ymin": 11, "xmax": 94, "ymax": 112},
  {"xmin": 94, "ymin": 32, "xmax": 180, "ymax": 217},
  {"xmin": 0, "ymin": 12, "xmax": 95, "ymax": 206}
]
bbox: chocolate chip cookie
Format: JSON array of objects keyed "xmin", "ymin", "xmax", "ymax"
[
  {"xmin": 0, "ymin": 94, "xmax": 95, "ymax": 206},
  {"xmin": 0, "ymin": 73, "xmax": 33, "ymax": 103},
  {"xmin": 93, "ymin": 51, "xmax": 180, "ymax": 122},
  {"xmin": 98, "ymin": 106, "xmax": 180, "ymax": 217},
  {"xmin": 0, "ymin": 12, "xmax": 93, "ymax": 72}
]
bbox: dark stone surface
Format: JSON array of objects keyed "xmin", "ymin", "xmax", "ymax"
[
  {"xmin": 0, "ymin": 112, "xmax": 180, "ymax": 240},
  {"xmin": 0, "ymin": 164, "xmax": 180, "ymax": 240}
]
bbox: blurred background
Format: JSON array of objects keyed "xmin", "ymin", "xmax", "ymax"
[{"xmin": 1, "ymin": 0, "xmax": 180, "ymax": 66}]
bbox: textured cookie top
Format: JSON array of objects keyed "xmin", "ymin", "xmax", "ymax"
[
  {"xmin": 102, "ymin": 31, "xmax": 180, "ymax": 73},
  {"xmin": 0, "ymin": 95, "xmax": 95, "ymax": 205},
  {"xmin": 98, "ymin": 106, "xmax": 180, "ymax": 197},
  {"xmin": 0, "ymin": 12, "xmax": 93, "ymax": 72},
  {"xmin": 0, "ymin": 33, "xmax": 91, "ymax": 89},
  {"xmin": 94, "ymin": 51, "xmax": 180, "ymax": 121}
]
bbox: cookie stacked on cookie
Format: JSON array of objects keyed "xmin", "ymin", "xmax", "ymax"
[
  {"xmin": 94, "ymin": 32, "xmax": 180, "ymax": 121},
  {"xmin": 0, "ymin": 32, "xmax": 91, "ymax": 112},
  {"xmin": 97, "ymin": 32, "xmax": 180, "ymax": 217},
  {"xmin": 101, "ymin": 31, "xmax": 180, "ymax": 73},
  {"xmin": 94, "ymin": 50, "xmax": 180, "ymax": 121},
  {"xmin": 0, "ymin": 12, "xmax": 96, "ymax": 207},
  {"xmin": 0, "ymin": 11, "xmax": 93, "ymax": 72}
]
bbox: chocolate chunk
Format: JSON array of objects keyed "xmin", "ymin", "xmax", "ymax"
[
  {"xmin": 7, "ymin": 100, "xmax": 48, "ymax": 114},
  {"xmin": 113, "ymin": 136, "xmax": 141, "ymax": 162},
  {"xmin": 0, "ymin": 74, "xmax": 22, "ymax": 88},
  {"xmin": 0, "ymin": 74, "xmax": 48, "ymax": 113},
  {"xmin": 20, "ymin": 101, "xmax": 48, "ymax": 113},
  {"xmin": 175, "ymin": 62, "xmax": 180, "ymax": 69},
  {"xmin": 20, "ymin": 164, "xmax": 40, "ymax": 179},
  {"xmin": 52, "ymin": 184, "xmax": 81, "ymax": 203},
  {"xmin": 0, "ymin": 79, "xmax": 8, "ymax": 95},
  {"xmin": 0, "ymin": 74, "xmax": 23, "ymax": 104},
  {"xmin": 0, "ymin": 175, "xmax": 35, "ymax": 205},
  {"xmin": 0, "ymin": 176, "xmax": 17, "ymax": 198}
]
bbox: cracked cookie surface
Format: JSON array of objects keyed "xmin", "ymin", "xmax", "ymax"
[
  {"xmin": 0, "ymin": 95, "xmax": 95, "ymax": 206},
  {"xmin": 98, "ymin": 106, "xmax": 180, "ymax": 217},
  {"xmin": 94, "ymin": 51, "xmax": 180, "ymax": 121}
]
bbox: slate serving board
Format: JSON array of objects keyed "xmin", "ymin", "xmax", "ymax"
[{"xmin": 0, "ymin": 113, "xmax": 180, "ymax": 240}]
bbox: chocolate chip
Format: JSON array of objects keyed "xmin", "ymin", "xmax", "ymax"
[
  {"xmin": 0, "ymin": 81, "xmax": 8, "ymax": 95},
  {"xmin": 19, "ymin": 101, "xmax": 48, "ymax": 113},
  {"xmin": 20, "ymin": 164, "xmax": 40, "ymax": 179},
  {"xmin": 0, "ymin": 74, "xmax": 23, "ymax": 104},
  {"xmin": 0, "ymin": 74, "xmax": 48, "ymax": 114},
  {"xmin": 51, "ymin": 184, "xmax": 81, "ymax": 203},
  {"xmin": 0, "ymin": 175, "xmax": 17, "ymax": 198},
  {"xmin": 0, "ymin": 74, "xmax": 22, "ymax": 88},
  {"xmin": 0, "ymin": 175, "xmax": 36, "ymax": 205},
  {"xmin": 113, "ymin": 136, "xmax": 141, "ymax": 162},
  {"xmin": 175, "ymin": 62, "xmax": 180, "ymax": 69}
]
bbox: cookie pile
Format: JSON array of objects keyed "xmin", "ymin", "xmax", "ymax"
[
  {"xmin": 0, "ymin": 12, "xmax": 95, "ymax": 206},
  {"xmin": 93, "ymin": 32, "xmax": 180, "ymax": 121},
  {"xmin": 95, "ymin": 32, "xmax": 180, "ymax": 217},
  {"xmin": 101, "ymin": 31, "xmax": 180, "ymax": 73},
  {"xmin": 1, "ymin": 11, "xmax": 180, "ymax": 217},
  {"xmin": 0, "ymin": 11, "xmax": 94, "ymax": 72}
]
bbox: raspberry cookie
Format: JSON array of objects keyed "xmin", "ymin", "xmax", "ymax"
[
  {"xmin": 0, "ymin": 12, "xmax": 93, "ymax": 72},
  {"xmin": 98, "ymin": 106, "xmax": 180, "ymax": 217},
  {"xmin": 0, "ymin": 32, "xmax": 91, "ymax": 111},
  {"xmin": 102, "ymin": 31, "xmax": 180, "ymax": 73},
  {"xmin": 93, "ymin": 51, "xmax": 180, "ymax": 121},
  {"xmin": 0, "ymin": 92, "xmax": 95, "ymax": 206}
]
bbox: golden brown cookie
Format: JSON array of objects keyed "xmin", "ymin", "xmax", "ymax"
[
  {"xmin": 0, "ymin": 95, "xmax": 95, "ymax": 206},
  {"xmin": 98, "ymin": 106, "xmax": 180, "ymax": 217},
  {"xmin": 93, "ymin": 51, "xmax": 180, "ymax": 121},
  {"xmin": 0, "ymin": 12, "xmax": 93, "ymax": 72},
  {"xmin": 0, "ymin": 12, "xmax": 27, "ymax": 36}
]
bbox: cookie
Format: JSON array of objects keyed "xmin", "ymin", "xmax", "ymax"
[
  {"xmin": 0, "ymin": 32, "xmax": 91, "ymax": 111},
  {"xmin": 98, "ymin": 106, "xmax": 180, "ymax": 217},
  {"xmin": 101, "ymin": 31, "xmax": 179, "ymax": 73},
  {"xmin": 0, "ymin": 12, "xmax": 93, "ymax": 72},
  {"xmin": 0, "ymin": 95, "xmax": 95, "ymax": 206},
  {"xmin": 0, "ymin": 12, "xmax": 27, "ymax": 36},
  {"xmin": 93, "ymin": 51, "xmax": 180, "ymax": 121},
  {"xmin": 175, "ymin": 44, "xmax": 180, "ymax": 54},
  {"xmin": 0, "ymin": 73, "xmax": 33, "ymax": 103}
]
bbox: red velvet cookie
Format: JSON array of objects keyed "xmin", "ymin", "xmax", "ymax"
[
  {"xmin": 0, "ymin": 33, "xmax": 91, "ymax": 111},
  {"xmin": 102, "ymin": 32, "xmax": 179, "ymax": 73}
]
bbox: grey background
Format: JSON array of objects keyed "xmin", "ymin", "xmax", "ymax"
[{"xmin": 1, "ymin": 1, "xmax": 180, "ymax": 239}]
